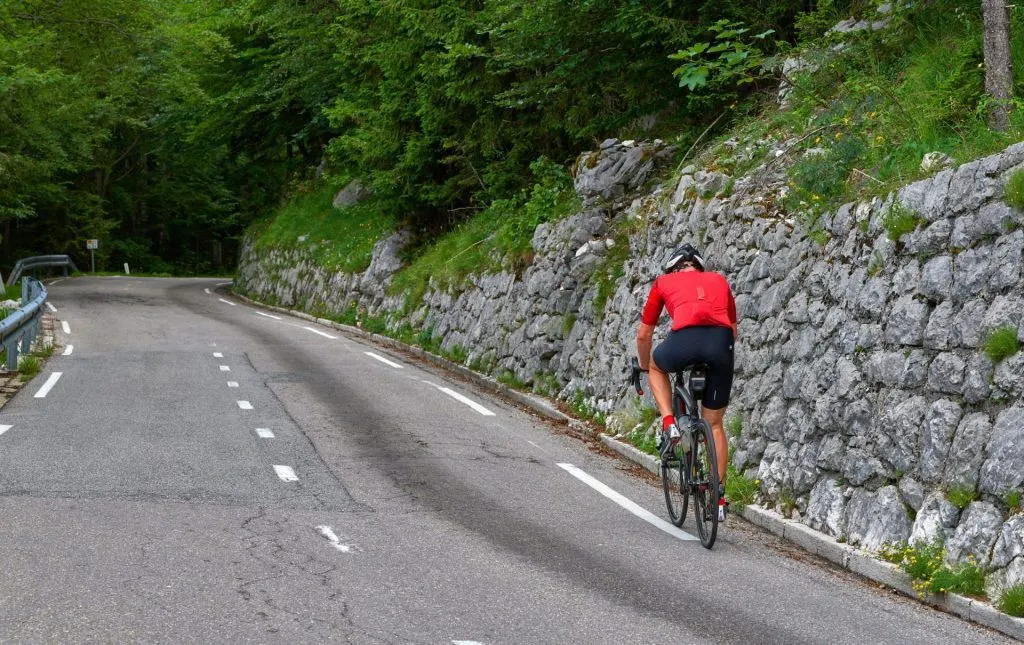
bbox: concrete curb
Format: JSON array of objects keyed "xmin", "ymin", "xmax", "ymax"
[{"xmin": 229, "ymin": 291, "xmax": 1024, "ymax": 642}]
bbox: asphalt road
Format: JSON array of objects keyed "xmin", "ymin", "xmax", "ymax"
[{"xmin": 0, "ymin": 276, "xmax": 1011, "ymax": 644}]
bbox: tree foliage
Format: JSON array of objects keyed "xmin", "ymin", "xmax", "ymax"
[{"xmin": 0, "ymin": 0, "xmax": 816, "ymax": 273}]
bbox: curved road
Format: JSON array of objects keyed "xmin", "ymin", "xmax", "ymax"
[{"xmin": 0, "ymin": 277, "xmax": 1009, "ymax": 644}]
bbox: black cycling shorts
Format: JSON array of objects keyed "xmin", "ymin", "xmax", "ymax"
[{"xmin": 652, "ymin": 325, "xmax": 734, "ymax": 410}]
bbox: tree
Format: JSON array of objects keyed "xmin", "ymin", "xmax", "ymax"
[{"xmin": 981, "ymin": 0, "xmax": 1014, "ymax": 130}]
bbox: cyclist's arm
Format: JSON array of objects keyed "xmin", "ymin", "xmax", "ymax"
[
  {"xmin": 637, "ymin": 279, "xmax": 664, "ymax": 371},
  {"xmin": 637, "ymin": 323, "xmax": 656, "ymax": 371},
  {"xmin": 727, "ymin": 285, "xmax": 738, "ymax": 340}
]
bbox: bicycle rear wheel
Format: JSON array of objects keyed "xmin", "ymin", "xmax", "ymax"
[
  {"xmin": 661, "ymin": 450, "xmax": 688, "ymax": 526},
  {"xmin": 691, "ymin": 419, "xmax": 720, "ymax": 549}
]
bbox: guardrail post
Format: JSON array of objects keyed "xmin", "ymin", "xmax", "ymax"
[
  {"xmin": 21, "ymin": 277, "xmax": 28, "ymax": 306},
  {"xmin": 6, "ymin": 339, "xmax": 18, "ymax": 371}
]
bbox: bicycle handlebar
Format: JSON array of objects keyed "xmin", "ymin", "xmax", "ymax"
[{"xmin": 630, "ymin": 357, "xmax": 644, "ymax": 396}]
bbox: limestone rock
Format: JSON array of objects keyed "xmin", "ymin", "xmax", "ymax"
[
  {"xmin": 845, "ymin": 486, "xmax": 912, "ymax": 551},
  {"xmin": 945, "ymin": 501, "xmax": 1003, "ymax": 566},
  {"xmin": 979, "ymin": 406, "xmax": 1024, "ymax": 496}
]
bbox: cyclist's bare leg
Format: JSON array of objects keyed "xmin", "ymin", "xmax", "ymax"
[
  {"xmin": 649, "ymin": 362, "xmax": 674, "ymax": 423},
  {"xmin": 702, "ymin": 406, "xmax": 729, "ymax": 488}
]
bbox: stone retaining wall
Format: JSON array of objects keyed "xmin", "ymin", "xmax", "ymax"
[{"xmin": 237, "ymin": 138, "xmax": 1024, "ymax": 595}]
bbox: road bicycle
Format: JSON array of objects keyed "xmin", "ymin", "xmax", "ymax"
[{"xmin": 631, "ymin": 358, "xmax": 720, "ymax": 549}]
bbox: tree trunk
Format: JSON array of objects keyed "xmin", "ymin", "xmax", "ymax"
[{"xmin": 982, "ymin": 0, "xmax": 1014, "ymax": 131}]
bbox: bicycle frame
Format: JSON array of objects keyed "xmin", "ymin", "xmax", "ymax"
[{"xmin": 672, "ymin": 368, "xmax": 707, "ymax": 423}]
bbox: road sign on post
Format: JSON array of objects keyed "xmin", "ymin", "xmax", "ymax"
[{"xmin": 86, "ymin": 239, "xmax": 98, "ymax": 273}]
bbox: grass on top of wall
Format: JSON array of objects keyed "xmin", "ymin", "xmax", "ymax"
[{"xmin": 251, "ymin": 183, "xmax": 395, "ymax": 274}]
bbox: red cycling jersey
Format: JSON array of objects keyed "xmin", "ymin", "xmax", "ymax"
[{"xmin": 641, "ymin": 270, "xmax": 736, "ymax": 332}]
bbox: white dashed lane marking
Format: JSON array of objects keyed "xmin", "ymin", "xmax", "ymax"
[
  {"xmin": 61, "ymin": 321, "xmax": 71, "ymax": 334},
  {"xmin": 213, "ymin": 352, "xmax": 223, "ymax": 358},
  {"xmin": 45, "ymin": 302, "xmax": 57, "ymax": 312},
  {"xmin": 34, "ymin": 372, "xmax": 63, "ymax": 399},
  {"xmin": 274, "ymin": 465, "xmax": 298, "ymax": 482},
  {"xmin": 438, "ymin": 387, "xmax": 495, "ymax": 416},
  {"xmin": 62, "ymin": 345, "xmax": 73, "ymax": 356},
  {"xmin": 204, "ymin": 288, "xmax": 211, "ymax": 294},
  {"xmin": 237, "ymin": 401, "xmax": 253, "ymax": 410},
  {"xmin": 256, "ymin": 312, "xmax": 282, "ymax": 320},
  {"xmin": 220, "ymin": 365, "xmax": 230, "ymax": 371},
  {"xmin": 256, "ymin": 428, "xmax": 275, "ymax": 438},
  {"xmin": 303, "ymin": 326, "xmax": 337, "ymax": 339},
  {"xmin": 364, "ymin": 352, "xmax": 403, "ymax": 369},
  {"xmin": 218, "ymin": 298, "xmax": 237, "ymax": 307},
  {"xmin": 557, "ymin": 463, "xmax": 698, "ymax": 542},
  {"xmin": 0, "ymin": 425, "xmax": 12, "ymax": 436},
  {"xmin": 316, "ymin": 526, "xmax": 356, "ymax": 553},
  {"xmin": 227, "ymin": 382, "xmax": 239, "ymax": 388}
]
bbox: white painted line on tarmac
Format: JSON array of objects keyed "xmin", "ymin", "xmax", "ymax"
[
  {"xmin": 45, "ymin": 302, "xmax": 57, "ymax": 312},
  {"xmin": 0, "ymin": 425, "xmax": 12, "ymax": 436},
  {"xmin": 256, "ymin": 428, "xmax": 275, "ymax": 439},
  {"xmin": 34, "ymin": 372, "xmax": 63, "ymax": 398},
  {"xmin": 62, "ymin": 345, "xmax": 73, "ymax": 356},
  {"xmin": 204, "ymin": 288, "xmax": 211, "ymax": 294},
  {"xmin": 218, "ymin": 298, "xmax": 237, "ymax": 307},
  {"xmin": 227, "ymin": 381, "xmax": 239, "ymax": 388},
  {"xmin": 316, "ymin": 526, "xmax": 355, "ymax": 553},
  {"xmin": 217, "ymin": 282, "xmax": 232, "ymax": 287},
  {"xmin": 49, "ymin": 279, "xmax": 64, "ymax": 286},
  {"xmin": 237, "ymin": 400, "xmax": 253, "ymax": 410},
  {"xmin": 557, "ymin": 463, "xmax": 698, "ymax": 542},
  {"xmin": 274, "ymin": 465, "xmax": 298, "ymax": 482},
  {"xmin": 256, "ymin": 312, "xmax": 282, "ymax": 320},
  {"xmin": 438, "ymin": 387, "xmax": 496, "ymax": 416},
  {"xmin": 303, "ymin": 326, "xmax": 337, "ymax": 339},
  {"xmin": 453, "ymin": 641, "xmax": 487, "ymax": 645},
  {"xmin": 213, "ymin": 352, "xmax": 223, "ymax": 358},
  {"xmin": 364, "ymin": 352, "xmax": 403, "ymax": 369},
  {"xmin": 61, "ymin": 321, "xmax": 71, "ymax": 334},
  {"xmin": 220, "ymin": 365, "xmax": 230, "ymax": 371}
]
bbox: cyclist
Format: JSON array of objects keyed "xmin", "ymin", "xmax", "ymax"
[{"xmin": 635, "ymin": 243, "xmax": 737, "ymax": 515}]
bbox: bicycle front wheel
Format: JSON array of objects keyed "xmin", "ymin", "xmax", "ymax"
[
  {"xmin": 691, "ymin": 419, "xmax": 720, "ymax": 549},
  {"xmin": 661, "ymin": 450, "xmax": 688, "ymax": 526}
]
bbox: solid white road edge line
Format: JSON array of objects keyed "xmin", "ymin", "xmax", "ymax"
[
  {"xmin": 48, "ymin": 279, "xmax": 64, "ymax": 285},
  {"xmin": 45, "ymin": 302, "xmax": 57, "ymax": 312},
  {"xmin": 557, "ymin": 463, "xmax": 699, "ymax": 542},
  {"xmin": 438, "ymin": 387, "xmax": 496, "ymax": 416},
  {"xmin": 62, "ymin": 345, "xmax": 73, "ymax": 356},
  {"xmin": 274, "ymin": 465, "xmax": 298, "ymax": 482},
  {"xmin": 237, "ymin": 400, "xmax": 253, "ymax": 410},
  {"xmin": 256, "ymin": 428, "xmax": 275, "ymax": 438},
  {"xmin": 220, "ymin": 365, "xmax": 230, "ymax": 371},
  {"xmin": 452, "ymin": 641, "xmax": 487, "ymax": 645},
  {"xmin": 256, "ymin": 311, "xmax": 282, "ymax": 320},
  {"xmin": 0, "ymin": 424, "xmax": 12, "ymax": 436},
  {"xmin": 213, "ymin": 352, "xmax": 223, "ymax": 358},
  {"xmin": 61, "ymin": 321, "xmax": 71, "ymax": 334},
  {"xmin": 34, "ymin": 372, "xmax": 63, "ymax": 399},
  {"xmin": 303, "ymin": 326, "xmax": 337, "ymax": 339},
  {"xmin": 316, "ymin": 526, "xmax": 355, "ymax": 553},
  {"xmin": 364, "ymin": 352, "xmax": 403, "ymax": 369},
  {"xmin": 218, "ymin": 298, "xmax": 237, "ymax": 307}
]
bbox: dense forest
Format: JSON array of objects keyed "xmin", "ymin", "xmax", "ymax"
[{"xmin": 0, "ymin": 0, "xmax": 1020, "ymax": 275}]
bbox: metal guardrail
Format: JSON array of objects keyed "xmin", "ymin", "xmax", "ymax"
[
  {"xmin": 6, "ymin": 254, "xmax": 77, "ymax": 287},
  {"xmin": 0, "ymin": 277, "xmax": 47, "ymax": 371}
]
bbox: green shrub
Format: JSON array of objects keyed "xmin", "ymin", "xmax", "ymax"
[
  {"xmin": 725, "ymin": 412, "xmax": 743, "ymax": 438},
  {"xmin": 628, "ymin": 423, "xmax": 659, "ymax": 457},
  {"xmin": 999, "ymin": 584, "xmax": 1024, "ymax": 617},
  {"xmin": 946, "ymin": 486, "xmax": 978, "ymax": 510},
  {"xmin": 982, "ymin": 325, "xmax": 1020, "ymax": 363},
  {"xmin": 497, "ymin": 370, "xmax": 527, "ymax": 391},
  {"xmin": 17, "ymin": 355, "xmax": 41, "ymax": 381},
  {"xmin": 927, "ymin": 561, "xmax": 985, "ymax": 596},
  {"xmin": 570, "ymin": 390, "xmax": 606, "ymax": 427},
  {"xmin": 1005, "ymin": 169, "xmax": 1024, "ymax": 210},
  {"xmin": 1006, "ymin": 489, "xmax": 1022, "ymax": 513},
  {"xmin": 725, "ymin": 463, "xmax": 758, "ymax": 511},
  {"xmin": 883, "ymin": 202, "xmax": 921, "ymax": 241}
]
